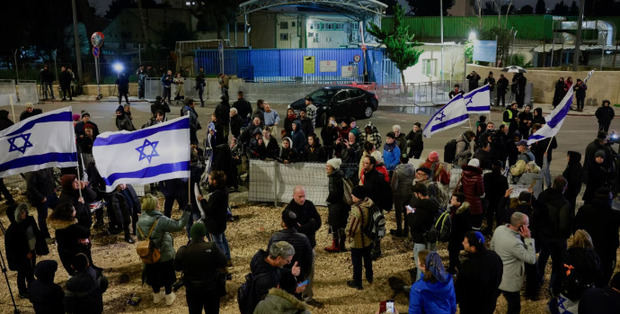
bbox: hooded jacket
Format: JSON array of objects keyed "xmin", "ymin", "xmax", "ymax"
[
  {"xmin": 327, "ymin": 169, "xmax": 349, "ymax": 228},
  {"xmin": 382, "ymin": 142, "xmax": 401, "ymax": 171},
  {"xmin": 136, "ymin": 210, "xmax": 190, "ymax": 262},
  {"xmin": 391, "ymin": 163, "xmax": 415, "ymax": 196},
  {"xmin": 254, "ymin": 288, "xmax": 311, "ymax": 314},
  {"xmin": 29, "ymin": 260, "xmax": 64, "ymax": 314},
  {"xmin": 64, "ymin": 266, "xmax": 108, "ymax": 314},
  {"xmin": 534, "ymin": 187, "xmax": 571, "ymax": 241},
  {"xmin": 460, "ymin": 165, "xmax": 484, "ymax": 215},
  {"xmin": 5, "ymin": 213, "xmax": 47, "ymax": 271},
  {"xmin": 290, "ymin": 121, "xmax": 306, "ymax": 154},
  {"xmin": 48, "ymin": 217, "xmax": 92, "ymax": 275},
  {"xmin": 563, "ymin": 151, "xmax": 583, "ymax": 203},
  {"xmin": 174, "ymin": 238, "xmax": 228, "ymax": 292},
  {"xmin": 409, "ymin": 274, "xmax": 457, "ymax": 314}
]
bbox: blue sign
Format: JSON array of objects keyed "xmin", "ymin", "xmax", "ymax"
[
  {"xmin": 473, "ymin": 40, "xmax": 497, "ymax": 63},
  {"xmin": 92, "ymin": 47, "xmax": 100, "ymax": 57}
]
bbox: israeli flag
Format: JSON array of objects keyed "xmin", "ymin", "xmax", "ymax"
[
  {"xmin": 464, "ymin": 84, "xmax": 491, "ymax": 114},
  {"xmin": 528, "ymin": 70, "xmax": 594, "ymax": 145},
  {"xmin": 93, "ymin": 116, "xmax": 190, "ymax": 192},
  {"xmin": 0, "ymin": 107, "xmax": 77, "ymax": 178},
  {"xmin": 423, "ymin": 94, "xmax": 469, "ymax": 138}
]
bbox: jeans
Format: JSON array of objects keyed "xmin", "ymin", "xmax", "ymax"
[
  {"xmin": 209, "ymin": 233, "xmax": 231, "ymax": 260},
  {"xmin": 162, "ymin": 87, "xmax": 171, "ymax": 103},
  {"xmin": 42, "ymin": 82, "xmax": 54, "ymax": 99},
  {"xmin": 413, "ymin": 242, "xmax": 436, "ymax": 281},
  {"xmin": 186, "ymin": 287, "xmax": 220, "ymax": 314},
  {"xmin": 537, "ymin": 238, "xmax": 566, "ymax": 295},
  {"xmin": 501, "ymin": 290, "xmax": 521, "ymax": 314},
  {"xmin": 497, "ymin": 92, "xmax": 506, "ymax": 107},
  {"xmin": 197, "ymin": 86, "xmax": 205, "ymax": 106},
  {"xmin": 351, "ymin": 246, "xmax": 373, "ymax": 286}
]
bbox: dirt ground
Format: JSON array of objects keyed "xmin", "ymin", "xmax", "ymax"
[{"xmin": 0, "ymin": 195, "xmax": 618, "ymax": 314}]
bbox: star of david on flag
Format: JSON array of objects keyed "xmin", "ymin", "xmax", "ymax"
[
  {"xmin": 423, "ymin": 94, "xmax": 469, "ymax": 138},
  {"xmin": 7, "ymin": 133, "xmax": 33, "ymax": 154},
  {"xmin": 136, "ymin": 139, "xmax": 159, "ymax": 163}
]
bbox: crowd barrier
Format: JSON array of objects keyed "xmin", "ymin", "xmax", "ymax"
[{"xmin": 0, "ymin": 79, "xmax": 39, "ymax": 108}]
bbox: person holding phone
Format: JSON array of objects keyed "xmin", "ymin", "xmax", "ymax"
[{"xmin": 490, "ymin": 212, "xmax": 536, "ymax": 314}]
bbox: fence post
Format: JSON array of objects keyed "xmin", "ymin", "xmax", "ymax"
[{"xmin": 273, "ymin": 161, "xmax": 279, "ymax": 207}]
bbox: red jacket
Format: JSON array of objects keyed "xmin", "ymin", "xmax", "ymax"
[
  {"xmin": 460, "ymin": 165, "xmax": 485, "ymax": 215},
  {"xmin": 420, "ymin": 159, "xmax": 450, "ymax": 186}
]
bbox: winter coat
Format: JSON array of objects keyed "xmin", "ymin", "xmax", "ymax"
[
  {"xmin": 136, "ymin": 210, "xmax": 190, "ymax": 262},
  {"xmin": 382, "ymin": 143, "xmax": 401, "ymax": 171},
  {"xmin": 29, "ymin": 261, "xmax": 64, "ymax": 314},
  {"xmin": 230, "ymin": 114, "xmax": 244, "ymax": 138},
  {"xmin": 409, "ymin": 274, "xmax": 457, "ymax": 314},
  {"xmin": 466, "ymin": 73, "xmax": 480, "ymax": 91},
  {"xmin": 595, "ymin": 106, "xmax": 615, "ymax": 125},
  {"xmin": 448, "ymin": 202, "xmax": 470, "ymax": 250},
  {"xmin": 115, "ymin": 74, "xmax": 129, "ymax": 93},
  {"xmin": 0, "ymin": 110, "xmax": 13, "ymax": 130},
  {"xmin": 280, "ymin": 147, "xmax": 298, "ymax": 163},
  {"xmin": 59, "ymin": 186, "xmax": 97, "ymax": 229},
  {"xmin": 573, "ymin": 83, "xmax": 587, "ymax": 98},
  {"xmin": 406, "ymin": 129, "xmax": 424, "ymax": 158},
  {"xmin": 254, "ymin": 288, "xmax": 311, "ymax": 314},
  {"xmin": 59, "ymin": 70, "xmax": 72, "ymax": 87},
  {"xmin": 578, "ymin": 286, "xmax": 620, "ymax": 314},
  {"xmin": 174, "ymin": 238, "xmax": 228, "ymax": 292},
  {"xmin": 391, "ymin": 163, "xmax": 415, "ymax": 196},
  {"xmin": 268, "ymin": 228, "xmax": 313, "ymax": 280},
  {"xmin": 299, "ymin": 117, "xmax": 314, "ymax": 137},
  {"xmin": 534, "ymin": 188, "xmax": 571, "ymax": 241},
  {"xmin": 454, "ymin": 135, "xmax": 472, "ymax": 167},
  {"xmin": 455, "ymin": 250, "xmax": 503, "ymax": 314},
  {"xmin": 181, "ymin": 105, "xmax": 200, "ymax": 131},
  {"xmin": 346, "ymin": 197, "xmax": 373, "ymax": 249},
  {"xmin": 563, "ymin": 152, "xmax": 583, "ymax": 205},
  {"xmin": 200, "ymin": 187, "xmax": 229, "ymax": 235},
  {"xmin": 407, "ymin": 198, "xmax": 439, "ymax": 244},
  {"xmin": 460, "ymin": 165, "xmax": 484, "ymax": 215},
  {"xmin": 574, "ymin": 196, "xmax": 620, "ymax": 263},
  {"xmin": 5, "ymin": 215, "xmax": 47, "ymax": 271},
  {"xmin": 48, "ymin": 218, "xmax": 92, "ymax": 275},
  {"xmin": 284, "ymin": 199, "xmax": 322, "ymax": 248},
  {"xmin": 233, "ymin": 98, "xmax": 252, "ymax": 121},
  {"xmin": 553, "ymin": 79, "xmax": 565, "ymax": 107},
  {"xmin": 517, "ymin": 172, "xmax": 543, "ymax": 198},
  {"xmin": 362, "ymin": 168, "xmax": 392, "ymax": 210},
  {"xmin": 321, "ymin": 125, "xmax": 339, "ymax": 149},
  {"xmin": 558, "ymin": 247, "xmax": 603, "ymax": 300},
  {"xmin": 490, "ymin": 225, "xmax": 536, "ymax": 292},
  {"xmin": 584, "ymin": 139, "xmax": 613, "ymax": 171},
  {"xmin": 394, "ymin": 133, "xmax": 407, "ymax": 153},
  {"xmin": 249, "ymin": 249, "xmax": 293, "ymax": 307},
  {"xmin": 115, "ymin": 111, "xmax": 135, "ymax": 131},
  {"xmin": 420, "ymin": 159, "xmax": 450, "ymax": 186},
  {"xmin": 290, "ymin": 126, "xmax": 306, "ymax": 154},
  {"xmin": 63, "ymin": 267, "xmax": 108, "ymax": 314},
  {"xmin": 327, "ymin": 169, "xmax": 349, "ymax": 228},
  {"xmin": 497, "ymin": 77, "xmax": 509, "ymax": 93},
  {"xmin": 531, "ymin": 137, "xmax": 557, "ymax": 167},
  {"xmin": 483, "ymin": 171, "xmax": 509, "ymax": 208},
  {"xmin": 27, "ymin": 168, "xmax": 56, "ymax": 205},
  {"xmin": 305, "ymin": 143, "xmax": 326, "ymax": 162},
  {"xmin": 582, "ymin": 163, "xmax": 614, "ymax": 202},
  {"xmin": 215, "ymin": 101, "xmax": 231, "ymax": 127}
]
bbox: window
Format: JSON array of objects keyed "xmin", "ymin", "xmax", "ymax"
[
  {"xmin": 422, "ymin": 59, "xmax": 437, "ymax": 77},
  {"xmin": 280, "ymin": 21, "xmax": 288, "ymax": 29},
  {"xmin": 280, "ymin": 33, "xmax": 289, "ymax": 41},
  {"xmin": 291, "ymin": 22, "xmax": 295, "ymax": 27}
]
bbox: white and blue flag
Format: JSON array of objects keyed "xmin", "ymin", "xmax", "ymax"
[
  {"xmin": 528, "ymin": 70, "xmax": 594, "ymax": 145},
  {"xmin": 93, "ymin": 116, "xmax": 190, "ymax": 192},
  {"xmin": 463, "ymin": 84, "xmax": 491, "ymax": 114},
  {"xmin": 0, "ymin": 107, "xmax": 77, "ymax": 178},
  {"xmin": 423, "ymin": 94, "xmax": 469, "ymax": 138}
]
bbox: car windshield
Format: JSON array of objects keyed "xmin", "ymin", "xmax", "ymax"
[{"xmin": 309, "ymin": 89, "xmax": 337, "ymax": 102}]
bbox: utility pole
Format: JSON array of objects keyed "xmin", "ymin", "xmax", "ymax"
[
  {"xmin": 440, "ymin": 0, "xmax": 444, "ymax": 81},
  {"xmin": 573, "ymin": 0, "xmax": 585, "ymax": 71},
  {"xmin": 71, "ymin": 0, "xmax": 83, "ymax": 82}
]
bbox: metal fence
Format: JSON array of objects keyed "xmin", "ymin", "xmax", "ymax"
[{"xmin": 0, "ymin": 79, "xmax": 39, "ymax": 108}]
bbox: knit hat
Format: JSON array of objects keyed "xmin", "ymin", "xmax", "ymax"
[
  {"xmin": 428, "ymin": 151, "xmax": 439, "ymax": 162},
  {"xmin": 594, "ymin": 150, "xmax": 606, "ymax": 158},
  {"xmin": 81, "ymin": 112, "xmax": 90, "ymax": 118},
  {"xmin": 468, "ymin": 158, "xmax": 480, "ymax": 168},
  {"xmin": 351, "ymin": 186, "xmax": 367, "ymax": 199},
  {"xmin": 72, "ymin": 114, "xmax": 81, "ymax": 121},
  {"xmin": 281, "ymin": 209, "xmax": 297, "ymax": 228},
  {"xmin": 425, "ymin": 251, "xmax": 450, "ymax": 283},
  {"xmin": 326, "ymin": 158, "xmax": 342, "ymax": 170},
  {"xmin": 190, "ymin": 222, "xmax": 207, "ymax": 240}
]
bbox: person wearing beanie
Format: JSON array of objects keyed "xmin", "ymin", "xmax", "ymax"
[
  {"xmin": 382, "ymin": 131, "xmax": 401, "ymax": 171},
  {"xmin": 58, "ymin": 174, "xmax": 97, "ymax": 230},
  {"xmin": 409, "ymin": 250, "xmax": 456, "ymax": 314},
  {"xmin": 29, "ymin": 260, "xmax": 65, "ymax": 314},
  {"xmin": 174, "ymin": 222, "xmax": 228, "ymax": 313},
  {"xmin": 459, "ymin": 158, "xmax": 485, "ymax": 229},
  {"xmin": 74, "ymin": 112, "xmax": 99, "ymax": 139},
  {"xmin": 325, "ymin": 158, "xmax": 349, "ymax": 253},
  {"xmin": 369, "ymin": 150, "xmax": 390, "ymax": 183},
  {"xmin": 4, "ymin": 203, "xmax": 49, "ymax": 298},
  {"xmin": 345, "ymin": 185, "xmax": 374, "ymax": 290},
  {"xmin": 446, "ymin": 192, "xmax": 470, "ymax": 274},
  {"xmin": 420, "ymin": 151, "xmax": 450, "ymax": 185},
  {"xmin": 456, "ymin": 231, "xmax": 503, "ymax": 314}
]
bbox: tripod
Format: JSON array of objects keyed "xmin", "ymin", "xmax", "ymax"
[{"xmin": 0, "ymin": 219, "xmax": 20, "ymax": 313}]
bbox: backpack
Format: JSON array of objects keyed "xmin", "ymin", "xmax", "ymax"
[
  {"xmin": 136, "ymin": 218, "xmax": 161, "ymax": 264},
  {"xmin": 363, "ymin": 204, "xmax": 386, "ymax": 241},
  {"xmin": 237, "ymin": 271, "xmax": 274, "ymax": 314},
  {"xmin": 432, "ymin": 209, "xmax": 452, "ymax": 242},
  {"xmin": 444, "ymin": 139, "xmax": 458, "ymax": 163},
  {"xmin": 342, "ymin": 177, "xmax": 354, "ymax": 205},
  {"xmin": 422, "ymin": 207, "xmax": 443, "ymax": 243}
]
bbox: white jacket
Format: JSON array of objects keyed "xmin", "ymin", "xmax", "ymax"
[{"xmin": 490, "ymin": 225, "xmax": 536, "ymax": 292}]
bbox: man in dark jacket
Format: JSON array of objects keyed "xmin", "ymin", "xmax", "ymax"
[
  {"xmin": 215, "ymin": 96, "xmax": 231, "ymax": 140},
  {"xmin": 405, "ymin": 122, "xmax": 423, "ymax": 158},
  {"xmin": 268, "ymin": 209, "xmax": 314, "ymax": 283},
  {"xmin": 407, "ymin": 183, "xmax": 439, "ymax": 281},
  {"xmin": 195, "ymin": 67, "xmax": 206, "ymax": 107},
  {"xmin": 63, "ymin": 253, "xmax": 108, "ymax": 314},
  {"xmin": 248, "ymin": 241, "xmax": 301, "ymax": 313},
  {"xmin": 534, "ymin": 176, "xmax": 571, "ymax": 295},
  {"xmin": 26, "ymin": 168, "xmax": 58, "ymax": 239},
  {"xmin": 496, "ymin": 74, "xmax": 509, "ymax": 107},
  {"xmin": 573, "ymin": 79, "xmax": 587, "ymax": 111},
  {"xmin": 578, "ymin": 272, "xmax": 620, "ymax": 314},
  {"xmin": 582, "ymin": 150, "xmax": 615, "ymax": 203},
  {"xmin": 447, "ymin": 193, "xmax": 470, "ymax": 274},
  {"xmin": 574, "ymin": 188, "xmax": 620, "ymax": 285},
  {"xmin": 361, "ymin": 155, "xmax": 391, "ymax": 259},
  {"xmin": 595, "ymin": 100, "xmax": 615, "ymax": 132},
  {"xmin": 181, "ymin": 98, "xmax": 200, "ymax": 145},
  {"xmin": 483, "ymin": 161, "xmax": 509, "ymax": 234},
  {"xmin": 466, "ymin": 71, "xmax": 481, "ymax": 91},
  {"xmin": 563, "ymin": 151, "xmax": 583, "ymax": 211},
  {"xmin": 175, "ymin": 223, "xmax": 228, "ymax": 313},
  {"xmin": 115, "ymin": 72, "xmax": 130, "ymax": 105},
  {"xmin": 233, "ymin": 91, "xmax": 252, "ymax": 125},
  {"xmin": 74, "ymin": 112, "xmax": 100, "ymax": 139},
  {"xmin": 552, "ymin": 77, "xmax": 565, "ymax": 108},
  {"xmin": 29, "ymin": 260, "xmax": 64, "ymax": 314},
  {"xmin": 59, "ymin": 66, "xmax": 72, "ymax": 101},
  {"xmin": 40, "ymin": 65, "xmax": 54, "ymax": 100},
  {"xmin": 230, "ymin": 108, "xmax": 244, "ymax": 138},
  {"xmin": 325, "ymin": 158, "xmax": 349, "ymax": 252},
  {"xmin": 456, "ymin": 231, "xmax": 503, "ymax": 314}
]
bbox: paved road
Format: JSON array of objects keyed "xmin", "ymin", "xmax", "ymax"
[{"xmin": 2, "ymin": 98, "xmax": 618, "ymax": 175}]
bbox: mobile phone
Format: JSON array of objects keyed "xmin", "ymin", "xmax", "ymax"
[
  {"xmin": 386, "ymin": 300, "xmax": 395, "ymax": 313},
  {"xmin": 405, "ymin": 205, "xmax": 415, "ymax": 213},
  {"xmin": 127, "ymin": 293, "xmax": 141, "ymax": 306},
  {"xmin": 297, "ymin": 279, "xmax": 309, "ymax": 287}
]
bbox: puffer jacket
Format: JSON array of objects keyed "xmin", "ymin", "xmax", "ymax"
[
  {"xmin": 254, "ymin": 288, "xmax": 311, "ymax": 314},
  {"xmin": 460, "ymin": 165, "xmax": 484, "ymax": 215},
  {"xmin": 136, "ymin": 210, "xmax": 190, "ymax": 262},
  {"xmin": 391, "ymin": 163, "xmax": 415, "ymax": 196},
  {"xmin": 327, "ymin": 169, "xmax": 349, "ymax": 228},
  {"xmin": 346, "ymin": 197, "xmax": 373, "ymax": 249}
]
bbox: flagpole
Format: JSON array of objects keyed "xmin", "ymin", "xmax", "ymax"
[{"xmin": 544, "ymin": 136, "xmax": 554, "ymax": 154}]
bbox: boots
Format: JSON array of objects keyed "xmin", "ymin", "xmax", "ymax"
[
  {"xmin": 324, "ymin": 239, "xmax": 340, "ymax": 253},
  {"xmin": 338, "ymin": 229, "xmax": 347, "ymax": 252}
]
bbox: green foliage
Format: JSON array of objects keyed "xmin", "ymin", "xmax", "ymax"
[
  {"xmin": 464, "ymin": 40, "xmax": 473, "ymax": 62},
  {"xmin": 509, "ymin": 54, "xmax": 530, "ymax": 67},
  {"xmin": 367, "ymin": 4, "xmax": 423, "ymax": 73}
]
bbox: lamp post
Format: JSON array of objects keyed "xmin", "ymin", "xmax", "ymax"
[{"xmin": 440, "ymin": 0, "xmax": 444, "ymax": 81}]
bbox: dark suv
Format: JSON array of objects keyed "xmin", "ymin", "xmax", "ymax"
[{"xmin": 289, "ymin": 86, "xmax": 379, "ymax": 127}]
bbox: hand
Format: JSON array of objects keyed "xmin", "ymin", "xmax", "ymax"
[
  {"xmin": 504, "ymin": 188, "xmax": 513, "ymax": 198},
  {"xmin": 197, "ymin": 195, "xmax": 204, "ymax": 201},
  {"xmin": 519, "ymin": 224, "xmax": 531, "ymax": 238},
  {"xmin": 78, "ymin": 197, "xmax": 85, "ymax": 204},
  {"xmin": 41, "ymin": 197, "xmax": 47, "ymax": 203},
  {"xmin": 80, "ymin": 181, "xmax": 88, "ymax": 189},
  {"xmin": 291, "ymin": 261, "xmax": 301, "ymax": 277},
  {"xmin": 295, "ymin": 284, "xmax": 306, "ymax": 294}
]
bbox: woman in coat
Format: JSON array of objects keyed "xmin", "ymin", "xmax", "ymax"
[
  {"xmin": 459, "ymin": 159, "xmax": 484, "ymax": 230},
  {"xmin": 198, "ymin": 170, "xmax": 231, "ymax": 262},
  {"xmin": 49, "ymin": 202, "xmax": 95, "ymax": 275},
  {"xmin": 137, "ymin": 194, "xmax": 190, "ymax": 305},
  {"xmin": 58, "ymin": 174, "xmax": 97, "ymax": 230},
  {"xmin": 345, "ymin": 186, "xmax": 374, "ymax": 290},
  {"xmin": 409, "ymin": 250, "xmax": 457, "ymax": 314},
  {"xmin": 325, "ymin": 158, "xmax": 349, "ymax": 253},
  {"xmin": 5, "ymin": 203, "xmax": 48, "ymax": 297},
  {"xmin": 563, "ymin": 151, "xmax": 583, "ymax": 211}
]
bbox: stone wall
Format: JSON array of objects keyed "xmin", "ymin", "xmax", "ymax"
[{"xmin": 467, "ymin": 64, "xmax": 620, "ymax": 106}]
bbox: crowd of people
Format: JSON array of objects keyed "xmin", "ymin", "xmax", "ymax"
[{"xmin": 1, "ymin": 81, "xmax": 619, "ymax": 314}]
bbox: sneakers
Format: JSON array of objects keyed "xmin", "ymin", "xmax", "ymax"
[
  {"xmin": 346, "ymin": 280, "xmax": 363, "ymax": 290},
  {"xmin": 152, "ymin": 291, "xmax": 164, "ymax": 304},
  {"xmin": 164, "ymin": 292, "xmax": 176, "ymax": 305}
]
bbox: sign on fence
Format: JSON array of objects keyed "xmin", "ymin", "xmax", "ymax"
[
  {"xmin": 303, "ymin": 56, "xmax": 315, "ymax": 74},
  {"xmin": 319, "ymin": 60, "xmax": 337, "ymax": 72}
]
